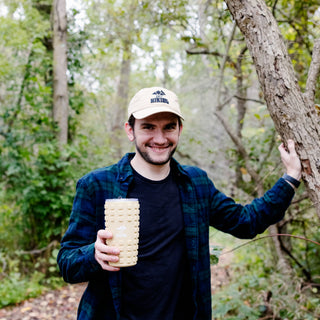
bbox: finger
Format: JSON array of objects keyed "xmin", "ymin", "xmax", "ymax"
[
  {"xmin": 99, "ymin": 260, "xmax": 120, "ymax": 272},
  {"xmin": 287, "ymin": 139, "xmax": 297, "ymax": 154},
  {"xmin": 278, "ymin": 143, "xmax": 289, "ymax": 158},
  {"xmin": 104, "ymin": 265, "xmax": 120, "ymax": 272},
  {"xmin": 95, "ymin": 247, "xmax": 120, "ymax": 261},
  {"xmin": 95, "ymin": 230, "xmax": 121, "ymax": 271},
  {"xmin": 106, "ymin": 246, "xmax": 120, "ymax": 255},
  {"xmin": 95, "ymin": 252, "xmax": 120, "ymax": 272},
  {"xmin": 97, "ymin": 229, "xmax": 113, "ymax": 240},
  {"xmin": 95, "ymin": 242, "xmax": 120, "ymax": 263},
  {"xmin": 278, "ymin": 143, "xmax": 284, "ymax": 152},
  {"xmin": 95, "ymin": 240, "xmax": 120, "ymax": 255}
]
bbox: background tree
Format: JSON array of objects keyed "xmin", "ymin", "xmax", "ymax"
[
  {"xmin": 0, "ymin": 0, "xmax": 319, "ymax": 316},
  {"xmin": 180, "ymin": 2, "xmax": 319, "ymax": 316},
  {"xmin": 0, "ymin": 0, "xmax": 84, "ymax": 251},
  {"xmin": 53, "ymin": 0, "xmax": 69, "ymax": 144},
  {"xmin": 225, "ymin": 0, "xmax": 320, "ymax": 218}
]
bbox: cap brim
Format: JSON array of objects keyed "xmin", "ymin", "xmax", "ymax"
[{"xmin": 132, "ymin": 106, "xmax": 184, "ymax": 120}]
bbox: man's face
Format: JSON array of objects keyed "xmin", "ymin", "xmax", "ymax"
[{"xmin": 125, "ymin": 112, "xmax": 182, "ymax": 166}]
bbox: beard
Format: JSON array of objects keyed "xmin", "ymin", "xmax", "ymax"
[{"xmin": 135, "ymin": 142, "xmax": 177, "ymax": 166}]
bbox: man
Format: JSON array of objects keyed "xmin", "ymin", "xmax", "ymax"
[{"xmin": 57, "ymin": 87, "xmax": 302, "ymax": 320}]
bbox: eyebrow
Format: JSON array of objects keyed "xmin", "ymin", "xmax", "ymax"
[
  {"xmin": 140, "ymin": 121, "xmax": 177, "ymax": 127},
  {"xmin": 164, "ymin": 122, "xmax": 178, "ymax": 127},
  {"xmin": 140, "ymin": 122, "xmax": 155, "ymax": 127}
]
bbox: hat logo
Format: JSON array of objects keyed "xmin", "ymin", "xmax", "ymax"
[{"xmin": 150, "ymin": 90, "xmax": 169, "ymax": 104}]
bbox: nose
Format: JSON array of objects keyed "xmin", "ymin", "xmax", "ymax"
[{"xmin": 152, "ymin": 129, "xmax": 166, "ymax": 144}]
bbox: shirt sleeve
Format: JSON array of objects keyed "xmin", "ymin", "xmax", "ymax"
[
  {"xmin": 209, "ymin": 177, "xmax": 295, "ymax": 239},
  {"xmin": 57, "ymin": 178, "xmax": 103, "ymax": 283}
]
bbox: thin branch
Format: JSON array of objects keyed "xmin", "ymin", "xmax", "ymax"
[
  {"xmin": 258, "ymin": 130, "xmax": 276, "ymax": 172},
  {"xmin": 215, "ymin": 95, "xmax": 234, "ymax": 110},
  {"xmin": 233, "ymin": 95, "xmax": 265, "ymax": 105},
  {"xmin": 186, "ymin": 48, "xmax": 227, "ymax": 59},
  {"xmin": 17, "ymin": 240, "xmax": 59, "ymax": 256},
  {"xmin": 275, "ymin": 8, "xmax": 314, "ymax": 54},
  {"xmin": 280, "ymin": 202, "xmax": 318, "ymax": 220},
  {"xmin": 291, "ymin": 192, "xmax": 310, "ymax": 204},
  {"xmin": 235, "ymin": 46, "xmax": 248, "ymax": 135},
  {"xmin": 280, "ymin": 238, "xmax": 312, "ymax": 280},
  {"xmin": 271, "ymin": 0, "xmax": 279, "ymax": 17},
  {"xmin": 217, "ymin": 22, "xmax": 237, "ymax": 111},
  {"xmin": 176, "ymin": 150, "xmax": 201, "ymax": 167},
  {"xmin": 214, "ymin": 110, "xmax": 263, "ymax": 193},
  {"xmin": 304, "ymin": 38, "xmax": 320, "ymax": 104},
  {"xmin": 214, "ymin": 94, "xmax": 264, "ymax": 110},
  {"xmin": 221, "ymin": 234, "xmax": 320, "ymax": 256}
]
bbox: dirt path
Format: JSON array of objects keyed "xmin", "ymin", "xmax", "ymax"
[
  {"xmin": 0, "ymin": 250, "xmax": 232, "ymax": 319},
  {"xmin": 0, "ymin": 283, "xmax": 86, "ymax": 320}
]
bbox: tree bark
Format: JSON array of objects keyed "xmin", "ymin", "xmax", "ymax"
[
  {"xmin": 110, "ymin": 40, "xmax": 132, "ymax": 158},
  {"xmin": 53, "ymin": 0, "xmax": 69, "ymax": 145},
  {"xmin": 225, "ymin": 0, "xmax": 320, "ymax": 219}
]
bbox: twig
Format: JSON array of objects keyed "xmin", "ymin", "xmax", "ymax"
[
  {"xmin": 17, "ymin": 240, "xmax": 59, "ymax": 256},
  {"xmin": 221, "ymin": 234, "xmax": 320, "ymax": 256},
  {"xmin": 214, "ymin": 110, "xmax": 263, "ymax": 195},
  {"xmin": 216, "ymin": 22, "xmax": 237, "ymax": 112},
  {"xmin": 233, "ymin": 95, "xmax": 265, "ymax": 105},
  {"xmin": 186, "ymin": 48, "xmax": 225, "ymax": 58}
]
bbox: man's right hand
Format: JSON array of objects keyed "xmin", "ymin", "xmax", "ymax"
[{"xmin": 94, "ymin": 229, "xmax": 120, "ymax": 272}]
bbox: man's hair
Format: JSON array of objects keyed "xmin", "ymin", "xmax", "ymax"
[
  {"xmin": 127, "ymin": 115, "xmax": 183, "ymax": 130},
  {"xmin": 128, "ymin": 115, "xmax": 136, "ymax": 129}
]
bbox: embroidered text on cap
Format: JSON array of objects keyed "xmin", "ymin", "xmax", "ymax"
[{"xmin": 151, "ymin": 90, "xmax": 169, "ymax": 104}]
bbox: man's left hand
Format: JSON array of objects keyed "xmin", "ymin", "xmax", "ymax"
[{"xmin": 278, "ymin": 139, "xmax": 302, "ymax": 180}]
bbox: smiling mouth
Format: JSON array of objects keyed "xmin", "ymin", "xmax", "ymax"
[
  {"xmin": 147, "ymin": 143, "xmax": 173, "ymax": 152},
  {"xmin": 149, "ymin": 145, "xmax": 169, "ymax": 153}
]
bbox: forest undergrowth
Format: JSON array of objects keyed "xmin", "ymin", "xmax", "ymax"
[{"xmin": 210, "ymin": 231, "xmax": 320, "ymax": 320}]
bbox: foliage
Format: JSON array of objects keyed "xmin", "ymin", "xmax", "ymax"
[
  {"xmin": 0, "ymin": 249, "xmax": 64, "ymax": 308},
  {"xmin": 278, "ymin": 207, "xmax": 320, "ymax": 280},
  {"xmin": 212, "ymin": 282, "xmax": 260, "ymax": 319},
  {"xmin": 212, "ymin": 237, "xmax": 320, "ymax": 319},
  {"xmin": 4, "ymin": 143, "xmax": 82, "ymax": 248},
  {"xmin": 210, "ymin": 244, "xmax": 224, "ymax": 265},
  {"xmin": 270, "ymin": 0, "xmax": 320, "ymax": 102},
  {"xmin": 0, "ymin": 0, "xmax": 320, "ymax": 312},
  {"xmin": 0, "ymin": 0, "xmax": 90, "ymax": 250},
  {"xmin": 0, "ymin": 271, "xmax": 45, "ymax": 308}
]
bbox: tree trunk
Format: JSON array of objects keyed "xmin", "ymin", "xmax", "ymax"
[
  {"xmin": 110, "ymin": 40, "xmax": 132, "ymax": 158},
  {"xmin": 225, "ymin": 0, "xmax": 320, "ymax": 219},
  {"xmin": 53, "ymin": 0, "xmax": 69, "ymax": 145}
]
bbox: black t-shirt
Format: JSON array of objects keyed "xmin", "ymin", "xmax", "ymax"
[{"xmin": 120, "ymin": 168, "xmax": 194, "ymax": 320}]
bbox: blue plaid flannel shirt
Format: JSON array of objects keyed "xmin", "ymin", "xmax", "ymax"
[{"xmin": 57, "ymin": 153, "xmax": 295, "ymax": 320}]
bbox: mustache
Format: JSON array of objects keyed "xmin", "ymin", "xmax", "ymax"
[{"xmin": 147, "ymin": 143, "xmax": 173, "ymax": 147}]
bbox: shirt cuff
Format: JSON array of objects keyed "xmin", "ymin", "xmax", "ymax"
[
  {"xmin": 81, "ymin": 242, "xmax": 102, "ymax": 272},
  {"xmin": 282, "ymin": 173, "xmax": 301, "ymax": 189}
]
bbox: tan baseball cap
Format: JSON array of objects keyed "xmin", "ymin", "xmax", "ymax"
[{"xmin": 128, "ymin": 87, "xmax": 184, "ymax": 120}]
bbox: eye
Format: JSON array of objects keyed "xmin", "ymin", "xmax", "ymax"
[
  {"xmin": 165, "ymin": 123, "xmax": 177, "ymax": 131},
  {"xmin": 141, "ymin": 124, "xmax": 154, "ymax": 130}
]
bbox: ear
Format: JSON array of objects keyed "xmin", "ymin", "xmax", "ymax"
[
  {"xmin": 125, "ymin": 122, "xmax": 135, "ymax": 141},
  {"xmin": 179, "ymin": 122, "xmax": 183, "ymax": 137}
]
